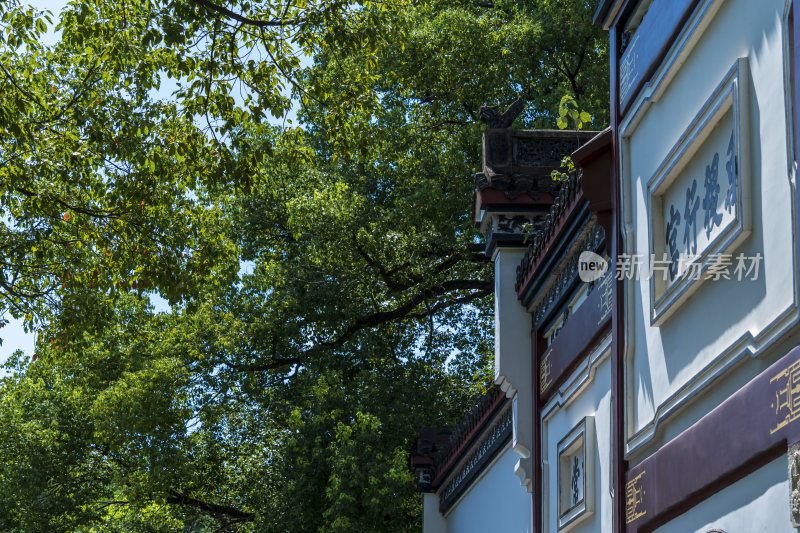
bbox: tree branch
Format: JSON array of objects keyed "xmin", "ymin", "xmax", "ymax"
[
  {"xmin": 166, "ymin": 490, "xmax": 254, "ymax": 523},
  {"xmin": 352, "ymin": 236, "xmax": 405, "ymax": 291},
  {"xmin": 190, "ymin": 0, "xmax": 298, "ymax": 28},
  {"xmin": 406, "ymin": 287, "xmax": 492, "ymax": 320},
  {"xmin": 323, "ymin": 279, "xmax": 492, "ymax": 350},
  {"xmin": 225, "ymin": 277, "xmax": 492, "ymax": 375},
  {"xmin": 0, "ymin": 62, "xmax": 43, "ymax": 107}
]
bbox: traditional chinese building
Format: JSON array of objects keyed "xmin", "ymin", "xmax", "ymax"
[
  {"xmin": 410, "ymin": 123, "xmax": 609, "ymax": 532},
  {"xmin": 412, "ymin": 0, "xmax": 800, "ymax": 531}
]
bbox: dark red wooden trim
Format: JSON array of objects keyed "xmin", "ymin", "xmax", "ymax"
[
  {"xmin": 476, "ymin": 188, "xmax": 554, "ymax": 207},
  {"xmin": 609, "ymin": 20, "xmax": 627, "ymax": 533},
  {"xmin": 624, "ymin": 345, "xmax": 800, "ymax": 532},
  {"xmin": 472, "ymin": 188, "xmax": 555, "ymax": 229},
  {"xmin": 793, "ymin": 1, "xmax": 800, "ymax": 166},
  {"xmin": 574, "ymin": 128, "xmax": 614, "ymax": 237},
  {"xmin": 538, "ymin": 271, "xmax": 613, "ymax": 402},
  {"xmin": 571, "ymin": 127, "xmax": 612, "ymax": 164}
]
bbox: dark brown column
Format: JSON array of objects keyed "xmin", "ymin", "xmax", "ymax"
[
  {"xmin": 793, "ymin": 2, "xmax": 800, "ymax": 166},
  {"xmin": 609, "ymin": 20, "xmax": 627, "ymax": 533}
]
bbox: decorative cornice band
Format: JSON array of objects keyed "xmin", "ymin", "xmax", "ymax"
[
  {"xmin": 439, "ymin": 405, "xmax": 513, "ymax": 514},
  {"xmin": 429, "ymin": 386, "xmax": 506, "ymax": 479},
  {"xmin": 529, "ymin": 222, "xmax": 605, "ymax": 328}
]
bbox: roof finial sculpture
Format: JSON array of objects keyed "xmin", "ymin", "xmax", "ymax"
[{"xmin": 479, "ymin": 96, "xmax": 525, "ymax": 129}]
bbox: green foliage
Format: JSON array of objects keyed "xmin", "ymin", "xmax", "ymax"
[
  {"xmin": 556, "ymin": 94, "xmax": 593, "ymax": 130},
  {"xmin": 549, "ymin": 94, "xmax": 590, "ymax": 188},
  {"xmin": 0, "ymin": 0, "xmax": 608, "ymax": 530}
]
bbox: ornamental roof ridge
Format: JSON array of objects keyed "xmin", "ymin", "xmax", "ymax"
[
  {"xmin": 410, "ymin": 385, "xmax": 508, "ymax": 491},
  {"xmin": 476, "ymin": 127, "xmax": 597, "ymax": 201},
  {"xmin": 515, "ymin": 168, "xmax": 584, "ymax": 292}
]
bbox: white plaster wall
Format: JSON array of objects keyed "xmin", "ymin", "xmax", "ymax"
[
  {"xmin": 620, "ymin": 0, "xmax": 798, "ymax": 450},
  {"xmin": 653, "ymin": 456, "xmax": 792, "ymax": 533},
  {"xmin": 541, "ymin": 348, "xmax": 612, "ymax": 533},
  {"xmin": 495, "ymin": 248, "xmax": 532, "ymax": 397},
  {"xmin": 495, "ymin": 248, "xmax": 534, "ymax": 484},
  {"xmin": 444, "ymin": 447, "xmax": 532, "ymax": 533},
  {"xmin": 423, "ymin": 493, "xmax": 447, "ymax": 533}
]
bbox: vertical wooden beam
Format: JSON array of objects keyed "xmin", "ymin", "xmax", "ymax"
[
  {"xmin": 793, "ymin": 1, "xmax": 800, "ymax": 164},
  {"xmin": 609, "ymin": 21, "xmax": 628, "ymax": 533}
]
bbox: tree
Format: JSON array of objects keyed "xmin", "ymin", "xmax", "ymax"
[
  {"xmin": 0, "ymin": 1, "xmax": 241, "ymax": 333},
  {"xmin": 0, "ymin": 0, "xmax": 608, "ymax": 530}
]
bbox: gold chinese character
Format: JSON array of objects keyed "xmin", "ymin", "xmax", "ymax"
[
  {"xmin": 540, "ymin": 350, "xmax": 552, "ymax": 394},
  {"xmin": 597, "ymin": 273, "xmax": 613, "ymax": 326},
  {"xmin": 770, "ymin": 359, "xmax": 800, "ymax": 434},
  {"xmin": 625, "ymin": 471, "xmax": 646, "ymax": 524}
]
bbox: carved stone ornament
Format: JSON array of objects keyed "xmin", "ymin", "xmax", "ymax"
[
  {"xmin": 491, "ymin": 215, "xmax": 542, "ymax": 237},
  {"xmin": 409, "ymin": 386, "xmax": 507, "ymax": 498},
  {"xmin": 515, "ymin": 137, "xmax": 586, "ymax": 168},
  {"xmin": 479, "ymin": 97, "xmax": 525, "ymax": 129},
  {"xmin": 477, "ymin": 124, "xmax": 596, "ymax": 201},
  {"xmin": 475, "ymin": 169, "xmax": 559, "ymax": 200},
  {"xmin": 790, "ymin": 441, "xmax": 800, "ymax": 527},
  {"xmin": 475, "ymin": 171, "xmax": 491, "ymax": 191}
]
